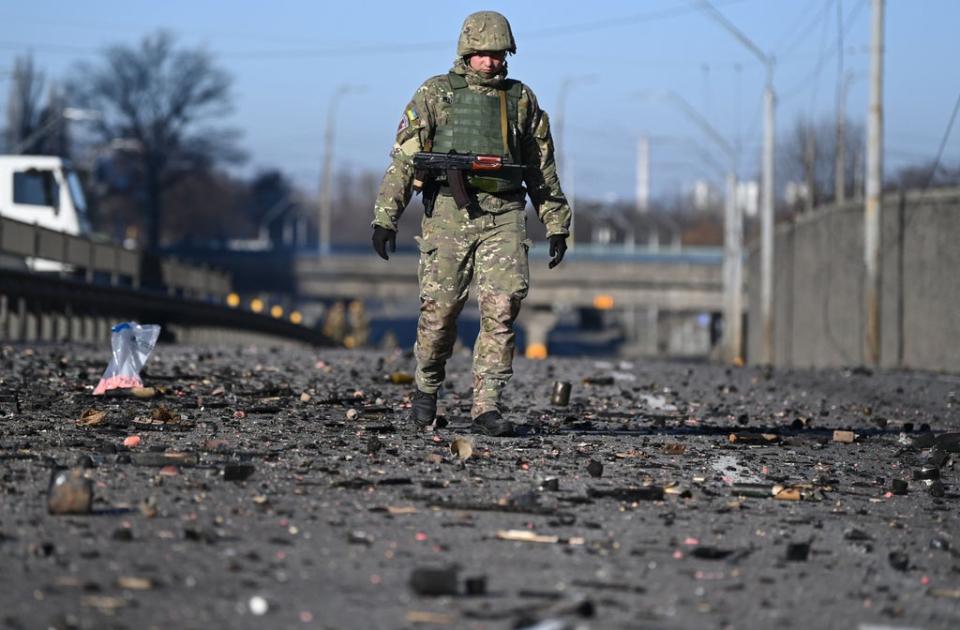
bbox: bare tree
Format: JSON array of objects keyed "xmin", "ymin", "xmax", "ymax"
[
  {"xmin": 37, "ymin": 84, "xmax": 72, "ymax": 157},
  {"xmin": 68, "ymin": 31, "xmax": 244, "ymax": 250},
  {"xmin": 780, "ymin": 115, "xmax": 865, "ymax": 211},
  {"xmin": 4, "ymin": 55, "xmax": 45, "ymax": 153}
]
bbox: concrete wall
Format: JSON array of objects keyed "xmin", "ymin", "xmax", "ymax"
[{"xmin": 746, "ymin": 188, "xmax": 960, "ymax": 372}]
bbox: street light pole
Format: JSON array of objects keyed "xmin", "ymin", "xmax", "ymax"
[
  {"xmin": 318, "ymin": 85, "xmax": 363, "ymax": 256},
  {"xmin": 638, "ymin": 90, "xmax": 741, "ymax": 363},
  {"xmin": 864, "ymin": 0, "xmax": 885, "ymax": 366},
  {"xmin": 697, "ymin": 0, "xmax": 776, "ymax": 365}
]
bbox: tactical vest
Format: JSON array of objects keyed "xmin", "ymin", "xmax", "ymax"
[{"xmin": 432, "ymin": 73, "xmax": 525, "ymax": 194}]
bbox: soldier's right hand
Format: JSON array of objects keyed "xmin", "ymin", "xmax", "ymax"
[{"xmin": 372, "ymin": 226, "xmax": 397, "ymax": 260}]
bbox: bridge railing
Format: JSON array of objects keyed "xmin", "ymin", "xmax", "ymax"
[
  {"xmin": 0, "ymin": 215, "xmax": 231, "ymax": 299},
  {"xmin": 0, "ymin": 216, "xmax": 326, "ymax": 346}
]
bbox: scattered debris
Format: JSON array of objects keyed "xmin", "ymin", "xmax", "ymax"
[
  {"xmin": 785, "ymin": 542, "xmax": 811, "ymax": 561},
  {"xmin": 47, "ymin": 469, "xmax": 92, "ymax": 515},
  {"xmin": 405, "ymin": 610, "xmax": 455, "ymax": 624},
  {"xmin": 389, "ymin": 371, "xmax": 414, "ymax": 384},
  {"xmin": 496, "ymin": 530, "xmax": 585, "ymax": 545},
  {"xmin": 131, "ymin": 387, "xmax": 157, "ymax": 399},
  {"xmin": 450, "ymin": 437, "xmax": 473, "ymax": 461},
  {"xmin": 550, "ymin": 381, "xmax": 571, "ymax": 406},
  {"xmin": 891, "ymin": 480, "xmax": 909, "ymax": 495},
  {"xmin": 248, "ymin": 595, "xmax": 269, "ymax": 615},
  {"xmin": 587, "ymin": 486, "xmax": 664, "ymax": 502},
  {"xmin": 409, "ymin": 566, "xmax": 459, "ymax": 596},
  {"xmin": 223, "ymin": 463, "xmax": 256, "ymax": 482},
  {"xmin": 832, "ymin": 430, "xmax": 856, "ymax": 444},
  {"xmin": 76, "ymin": 408, "xmax": 106, "ymax": 427},
  {"xmin": 116, "ymin": 576, "xmax": 153, "ymax": 590},
  {"xmin": 728, "ymin": 432, "xmax": 778, "ymax": 445},
  {"xmin": 888, "ymin": 551, "xmax": 910, "ymax": 572},
  {"xmin": 92, "ymin": 322, "xmax": 161, "ymax": 395},
  {"xmin": 123, "ymin": 435, "xmax": 142, "ymax": 448}
]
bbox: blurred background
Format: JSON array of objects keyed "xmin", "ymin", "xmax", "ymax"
[{"xmin": 2, "ymin": 0, "xmax": 957, "ymax": 364}]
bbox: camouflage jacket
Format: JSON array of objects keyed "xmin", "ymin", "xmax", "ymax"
[{"xmin": 372, "ymin": 60, "xmax": 571, "ymax": 236}]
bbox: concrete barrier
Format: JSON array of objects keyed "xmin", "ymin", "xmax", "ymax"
[{"xmin": 747, "ymin": 188, "xmax": 960, "ymax": 372}]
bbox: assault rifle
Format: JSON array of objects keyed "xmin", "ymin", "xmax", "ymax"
[{"xmin": 413, "ymin": 152, "xmax": 524, "ymax": 214}]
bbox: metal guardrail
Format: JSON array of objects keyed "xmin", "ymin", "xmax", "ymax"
[
  {"xmin": 0, "ymin": 216, "xmax": 231, "ymax": 298},
  {"xmin": 0, "ymin": 216, "xmax": 327, "ymax": 346},
  {"xmin": 0, "ymin": 266, "xmax": 328, "ymax": 345}
]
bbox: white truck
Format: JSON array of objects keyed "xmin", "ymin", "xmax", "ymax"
[
  {"xmin": 0, "ymin": 154, "xmax": 91, "ymax": 235},
  {"xmin": 0, "ymin": 155, "xmax": 93, "ymax": 270}
]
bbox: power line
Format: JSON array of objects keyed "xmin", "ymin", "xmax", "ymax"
[
  {"xmin": 921, "ymin": 89, "xmax": 960, "ymax": 189},
  {"xmin": 807, "ymin": 0, "xmax": 836, "ymax": 116},
  {"xmin": 776, "ymin": 0, "xmax": 834, "ymax": 60},
  {"xmin": 0, "ymin": 0, "xmax": 755, "ymax": 61},
  {"xmin": 779, "ymin": 0, "xmax": 867, "ymax": 103}
]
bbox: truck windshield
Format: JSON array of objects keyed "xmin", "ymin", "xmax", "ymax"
[{"xmin": 65, "ymin": 169, "xmax": 92, "ymax": 232}]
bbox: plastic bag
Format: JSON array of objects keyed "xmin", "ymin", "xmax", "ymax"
[{"xmin": 93, "ymin": 322, "xmax": 162, "ymax": 395}]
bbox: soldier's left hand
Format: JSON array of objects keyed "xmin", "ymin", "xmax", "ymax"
[
  {"xmin": 372, "ymin": 226, "xmax": 397, "ymax": 260},
  {"xmin": 548, "ymin": 234, "xmax": 567, "ymax": 269}
]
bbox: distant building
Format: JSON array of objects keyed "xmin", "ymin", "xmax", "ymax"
[
  {"xmin": 692, "ymin": 179, "xmax": 721, "ymax": 212},
  {"xmin": 784, "ymin": 181, "xmax": 809, "ymax": 206},
  {"xmin": 736, "ymin": 180, "xmax": 759, "ymax": 217}
]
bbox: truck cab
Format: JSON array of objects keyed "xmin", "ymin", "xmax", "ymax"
[{"xmin": 0, "ymin": 155, "xmax": 91, "ymax": 236}]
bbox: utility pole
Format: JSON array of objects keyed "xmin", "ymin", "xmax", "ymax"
[
  {"xmin": 635, "ymin": 135, "xmax": 650, "ymax": 213},
  {"xmin": 835, "ymin": 73, "xmax": 863, "ymax": 204},
  {"xmin": 864, "ymin": 0, "xmax": 885, "ymax": 366},
  {"xmin": 638, "ymin": 90, "xmax": 741, "ymax": 363},
  {"xmin": 319, "ymin": 85, "xmax": 362, "ymax": 256},
  {"xmin": 836, "ymin": 77, "xmax": 848, "ymax": 204},
  {"xmin": 761, "ymin": 72, "xmax": 775, "ymax": 365},
  {"xmin": 724, "ymin": 172, "xmax": 743, "ymax": 363},
  {"xmin": 804, "ymin": 131, "xmax": 816, "ymax": 212},
  {"xmin": 697, "ymin": 0, "xmax": 776, "ymax": 365}
]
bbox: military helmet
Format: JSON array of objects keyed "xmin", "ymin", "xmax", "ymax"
[{"xmin": 457, "ymin": 11, "xmax": 517, "ymax": 57}]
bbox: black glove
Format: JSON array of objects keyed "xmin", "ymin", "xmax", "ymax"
[
  {"xmin": 548, "ymin": 234, "xmax": 567, "ymax": 269},
  {"xmin": 372, "ymin": 226, "xmax": 396, "ymax": 260}
]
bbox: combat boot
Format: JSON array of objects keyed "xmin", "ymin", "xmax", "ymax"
[
  {"xmin": 410, "ymin": 390, "xmax": 438, "ymax": 429},
  {"xmin": 471, "ymin": 410, "xmax": 515, "ymax": 437}
]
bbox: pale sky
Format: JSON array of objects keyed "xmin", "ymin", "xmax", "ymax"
[{"xmin": 1, "ymin": 0, "xmax": 957, "ymax": 202}]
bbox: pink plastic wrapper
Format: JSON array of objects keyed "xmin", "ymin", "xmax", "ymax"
[{"xmin": 93, "ymin": 322, "xmax": 161, "ymax": 395}]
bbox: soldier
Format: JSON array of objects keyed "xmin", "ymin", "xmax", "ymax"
[{"xmin": 371, "ymin": 11, "xmax": 571, "ymax": 437}]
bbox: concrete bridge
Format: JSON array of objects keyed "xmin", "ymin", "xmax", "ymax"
[
  {"xmin": 294, "ymin": 245, "xmax": 726, "ymax": 356},
  {"xmin": 165, "ymin": 244, "xmax": 728, "ymax": 356},
  {"xmin": 293, "ymin": 246, "xmax": 725, "ymax": 310}
]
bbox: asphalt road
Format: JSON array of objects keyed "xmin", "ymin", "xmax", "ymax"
[{"xmin": 0, "ymin": 343, "xmax": 958, "ymax": 630}]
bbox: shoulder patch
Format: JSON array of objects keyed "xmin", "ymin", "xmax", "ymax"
[
  {"xmin": 406, "ymin": 107, "xmax": 418, "ymax": 122},
  {"xmin": 397, "ymin": 115, "xmax": 409, "ymax": 133}
]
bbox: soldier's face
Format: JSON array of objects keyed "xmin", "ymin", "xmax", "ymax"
[{"xmin": 468, "ymin": 52, "xmax": 505, "ymax": 75}]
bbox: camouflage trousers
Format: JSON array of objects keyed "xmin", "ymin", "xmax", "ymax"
[{"xmin": 414, "ymin": 195, "xmax": 530, "ymax": 418}]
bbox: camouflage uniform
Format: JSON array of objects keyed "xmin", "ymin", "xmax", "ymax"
[{"xmin": 373, "ymin": 13, "xmax": 571, "ymax": 419}]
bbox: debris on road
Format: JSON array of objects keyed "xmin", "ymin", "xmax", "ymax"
[
  {"xmin": 2, "ymin": 344, "xmax": 958, "ymax": 629},
  {"xmin": 550, "ymin": 381, "xmax": 571, "ymax": 406},
  {"xmin": 76, "ymin": 408, "xmax": 106, "ymax": 427},
  {"xmin": 92, "ymin": 322, "xmax": 161, "ymax": 395},
  {"xmin": 409, "ymin": 566, "xmax": 459, "ymax": 596},
  {"xmin": 495, "ymin": 530, "xmax": 585, "ymax": 545},
  {"xmin": 833, "ymin": 430, "xmax": 857, "ymax": 443},
  {"xmin": 47, "ymin": 468, "xmax": 92, "ymax": 515}
]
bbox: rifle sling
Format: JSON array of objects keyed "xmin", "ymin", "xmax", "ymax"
[{"xmin": 499, "ymin": 90, "xmax": 509, "ymax": 156}]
